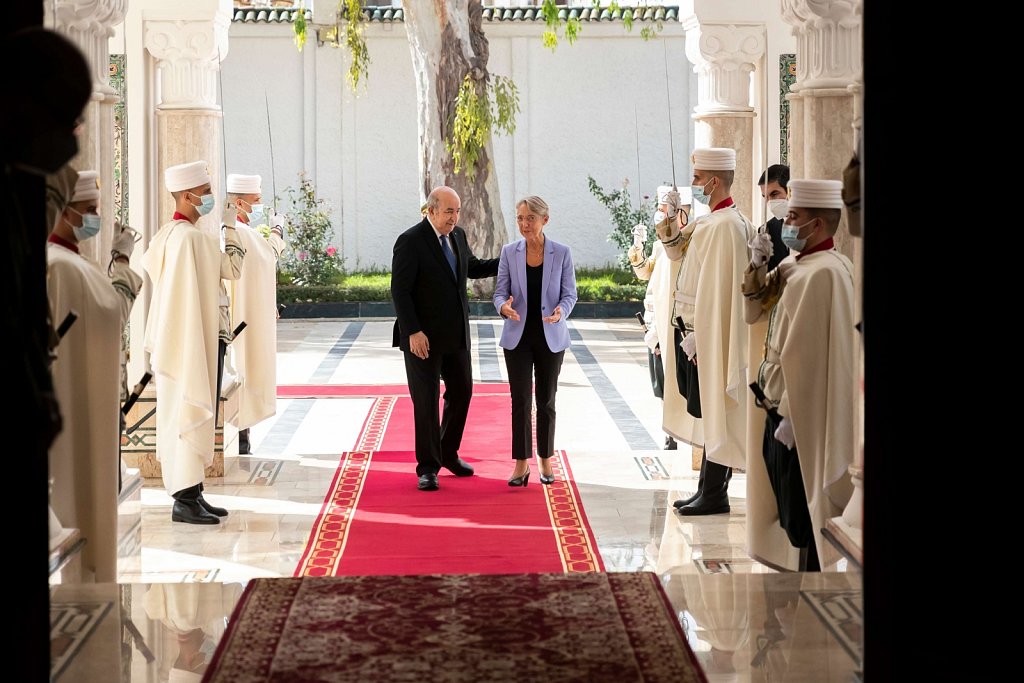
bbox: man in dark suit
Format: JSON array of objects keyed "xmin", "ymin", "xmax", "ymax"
[
  {"xmin": 757, "ymin": 164, "xmax": 791, "ymax": 270},
  {"xmin": 391, "ymin": 186, "xmax": 500, "ymax": 491}
]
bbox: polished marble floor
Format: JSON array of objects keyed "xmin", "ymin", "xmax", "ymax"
[{"xmin": 54, "ymin": 319, "xmax": 861, "ymax": 682}]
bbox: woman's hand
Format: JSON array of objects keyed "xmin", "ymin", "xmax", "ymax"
[
  {"xmin": 500, "ymin": 296, "xmax": 520, "ymax": 321},
  {"xmin": 543, "ymin": 305, "xmax": 562, "ymax": 324}
]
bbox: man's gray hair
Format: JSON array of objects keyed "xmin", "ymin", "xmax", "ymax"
[{"xmin": 424, "ymin": 186, "xmax": 457, "ymax": 212}]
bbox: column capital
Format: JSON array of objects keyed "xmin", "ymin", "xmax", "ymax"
[
  {"xmin": 143, "ymin": 0, "xmax": 232, "ymax": 109},
  {"xmin": 682, "ymin": 18, "xmax": 765, "ymax": 115},
  {"xmin": 48, "ymin": 0, "xmax": 128, "ymax": 97},
  {"xmin": 781, "ymin": 0, "xmax": 862, "ymax": 90}
]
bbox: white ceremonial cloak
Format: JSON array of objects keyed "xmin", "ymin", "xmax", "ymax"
[
  {"xmin": 774, "ymin": 249, "xmax": 856, "ymax": 568},
  {"xmin": 743, "ymin": 259, "xmax": 802, "ymax": 571},
  {"xmin": 144, "ymin": 219, "xmax": 226, "ymax": 494},
  {"xmin": 745, "ymin": 312, "xmax": 802, "ymax": 572},
  {"xmin": 47, "ymin": 243, "xmax": 124, "ymax": 581},
  {"xmin": 646, "ymin": 240, "xmax": 704, "ymax": 446},
  {"xmin": 675, "ymin": 206, "xmax": 754, "ymax": 468},
  {"xmin": 227, "ymin": 222, "xmax": 280, "ymax": 430}
]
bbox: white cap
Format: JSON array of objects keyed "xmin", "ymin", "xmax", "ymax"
[
  {"xmin": 691, "ymin": 147, "xmax": 736, "ymax": 171},
  {"xmin": 656, "ymin": 185, "xmax": 692, "ymax": 205},
  {"xmin": 787, "ymin": 179, "xmax": 844, "ymax": 209},
  {"xmin": 71, "ymin": 170, "xmax": 99, "ymax": 203},
  {"xmin": 226, "ymin": 173, "xmax": 262, "ymax": 194},
  {"xmin": 164, "ymin": 160, "xmax": 211, "ymax": 193}
]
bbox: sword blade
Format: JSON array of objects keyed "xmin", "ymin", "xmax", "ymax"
[{"xmin": 663, "ymin": 41, "xmax": 677, "ymax": 190}]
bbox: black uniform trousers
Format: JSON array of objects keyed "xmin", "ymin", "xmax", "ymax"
[{"xmin": 761, "ymin": 413, "xmax": 819, "ymax": 571}]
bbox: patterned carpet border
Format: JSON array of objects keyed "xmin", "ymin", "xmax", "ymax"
[
  {"xmin": 293, "ymin": 397, "xmax": 393, "ymax": 577},
  {"xmin": 544, "ymin": 449, "xmax": 604, "ymax": 572},
  {"xmin": 203, "ymin": 573, "xmax": 707, "ymax": 683}
]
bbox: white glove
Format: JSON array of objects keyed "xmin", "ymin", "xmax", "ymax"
[
  {"xmin": 111, "ymin": 222, "xmax": 137, "ymax": 259},
  {"xmin": 679, "ymin": 332, "xmax": 696, "ymax": 360},
  {"xmin": 269, "ymin": 210, "xmax": 286, "ymax": 232},
  {"xmin": 222, "ymin": 205, "xmax": 238, "ymax": 228},
  {"xmin": 774, "ymin": 417, "xmax": 795, "ymax": 449},
  {"xmin": 631, "ymin": 222, "xmax": 647, "ymax": 247},
  {"xmin": 749, "ymin": 232, "xmax": 773, "ymax": 268},
  {"xmin": 652, "ymin": 210, "xmax": 666, "ymax": 225},
  {"xmin": 643, "ymin": 325, "xmax": 659, "ymax": 352},
  {"xmin": 627, "ymin": 244, "xmax": 646, "ymax": 267},
  {"xmin": 664, "ymin": 190, "xmax": 681, "ymax": 220}
]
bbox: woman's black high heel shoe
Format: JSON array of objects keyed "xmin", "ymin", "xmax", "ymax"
[
  {"xmin": 539, "ymin": 458, "xmax": 555, "ymax": 485},
  {"xmin": 508, "ymin": 468, "xmax": 530, "ymax": 487}
]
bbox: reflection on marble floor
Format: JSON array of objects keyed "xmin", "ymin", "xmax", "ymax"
[
  {"xmin": 52, "ymin": 320, "xmax": 860, "ymax": 681},
  {"xmin": 51, "ymin": 572, "xmax": 861, "ymax": 682}
]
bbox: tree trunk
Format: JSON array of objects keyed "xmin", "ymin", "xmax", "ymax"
[{"xmin": 404, "ymin": 0, "xmax": 506, "ymax": 296}]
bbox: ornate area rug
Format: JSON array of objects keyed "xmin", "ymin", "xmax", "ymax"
[
  {"xmin": 294, "ymin": 384, "xmax": 602, "ymax": 576},
  {"xmin": 203, "ymin": 573, "xmax": 707, "ymax": 683}
]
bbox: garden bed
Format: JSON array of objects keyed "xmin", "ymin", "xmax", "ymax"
[{"xmin": 276, "ymin": 267, "xmax": 646, "ymax": 319}]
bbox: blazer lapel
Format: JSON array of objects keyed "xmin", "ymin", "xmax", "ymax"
[
  {"xmin": 541, "ymin": 238, "xmax": 554, "ymax": 304},
  {"xmin": 515, "ymin": 240, "xmax": 527, "ymax": 299}
]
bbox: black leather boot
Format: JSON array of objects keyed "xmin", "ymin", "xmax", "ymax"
[
  {"xmin": 676, "ymin": 460, "xmax": 731, "ymax": 516},
  {"xmin": 171, "ymin": 484, "xmax": 221, "ymax": 525},
  {"xmin": 238, "ymin": 428, "xmax": 251, "ymax": 455},
  {"xmin": 664, "ymin": 435, "xmax": 677, "ymax": 450},
  {"xmin": 673, "ymin": 452, "xmax": 707, "ymax": 509},
  {"xmin": 198, "ymin": 482, "xmax": 228, "ymax": 517}
]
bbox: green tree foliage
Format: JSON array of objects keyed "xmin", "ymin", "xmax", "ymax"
[{"xmin": 449, "ymin": 74, "xmax": 520, "ymax": 179}]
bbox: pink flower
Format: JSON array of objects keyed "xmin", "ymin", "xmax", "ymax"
[
  {"xmin": 298, "ymin": 251, "xmax": 308, "ymax": 261},
  {"xmin": 326, "ymin": 246, "xmax": 337, "ymax": 257}
]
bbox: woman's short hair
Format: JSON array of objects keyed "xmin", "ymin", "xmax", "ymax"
[{"xmin": 516, "ymin": 196, "xmax": 549, "ymax": 217}]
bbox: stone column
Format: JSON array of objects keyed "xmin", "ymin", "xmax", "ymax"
[
  {"xmin": 46, "ymin": 0, "xmax": 128, "ymax": 265},
  {"xmin": 682, "ymin": 18, "xmax": 765, "ymax": 219},
  {"xmin": 782, "ymin": 0, "xmax": 862, "ymax": 257},
  {"xmin": 144, "ymin": 1, "xmax": 231, "ymax": 235}
]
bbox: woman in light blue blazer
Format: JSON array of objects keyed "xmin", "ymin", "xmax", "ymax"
[{"xmin": 493, "ymin": 196, "xmax": 577, "ymax": 487}]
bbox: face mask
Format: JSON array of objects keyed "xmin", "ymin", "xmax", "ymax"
[
  {"xmin": 781, "ymin": 218, "xmax": 816, "ymax": 252},
  {"xmin": 66, "ymin": 206, "xmax": 101, "ymax": 241},
  {"xmin": 247, "ymin": 203, "xmax": 265, "ymax": 222},
  {"xmin": 768, "ymin": 198, "xmax": 788, "ymax": 220},
  {"xmin": 691, "ymin": 178, "xmax": 714, "ymax": 205},
  {"xmin": 189, "ymin": 191, "xmax": 215, "ymax": 217}
]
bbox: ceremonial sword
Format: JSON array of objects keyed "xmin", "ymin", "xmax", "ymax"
[
  {"xmin": 265, "ymin": 89, "xmax": 278, "ymax": 212},
  {"xmin": 662, "ymin": 41, "xmax": 677, "ymax": 191}
]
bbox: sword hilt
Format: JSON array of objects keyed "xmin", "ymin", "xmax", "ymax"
[{"xmin": 55, "ymin": 310, "xmax": 78, "ymax": 339}]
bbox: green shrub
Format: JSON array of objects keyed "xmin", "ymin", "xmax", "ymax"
[
  {"xmin": 277, "ymin": 266, "xmax": 645, "ymax": 303},
  {"xmin": 279, "ymin": 172, "xmax": 343, "ymax": 285},
  {"xmin": 587, "ymin": 176, "xmax": 656, "ymax": 268}
]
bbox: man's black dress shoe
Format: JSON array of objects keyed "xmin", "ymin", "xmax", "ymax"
[
  {"xmin": 672, "ymin": 492, "xmax": 700, "ymax": 509},
  {"xmin": 418, "ymin": 473, "xmax": 439, "ymax": 491},
  {"xmin": 442, "ymin": 458, "xmax": 474, "ymax": 477},
  {"xmin": 676, "ymin": 494, "xmax": 730, "ymax": 516},
  {"xmin": 198, "ymin": 482, "xmax": 228, "ymax": 517}
]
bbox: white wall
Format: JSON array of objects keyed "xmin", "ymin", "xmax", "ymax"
[{"xmin": 222, "ymin": 18, "xmax": 698, "ymax": 269}]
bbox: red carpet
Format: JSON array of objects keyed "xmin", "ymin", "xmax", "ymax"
[
  {"xmin": 295, "ymin": 384, "xmax": 603, "ymax": 577},
  {"xmin": 203, "ymin": 573, "xmax": 707, "ymax": 683},
  {"xmin": 278, "ymin": 383, "xmax": 509, "ymax": 398}
]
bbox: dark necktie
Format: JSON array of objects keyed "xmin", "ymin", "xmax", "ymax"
[{"xmin": 440, "ymin": 234, "xmax": 457, "ymax": 277}]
